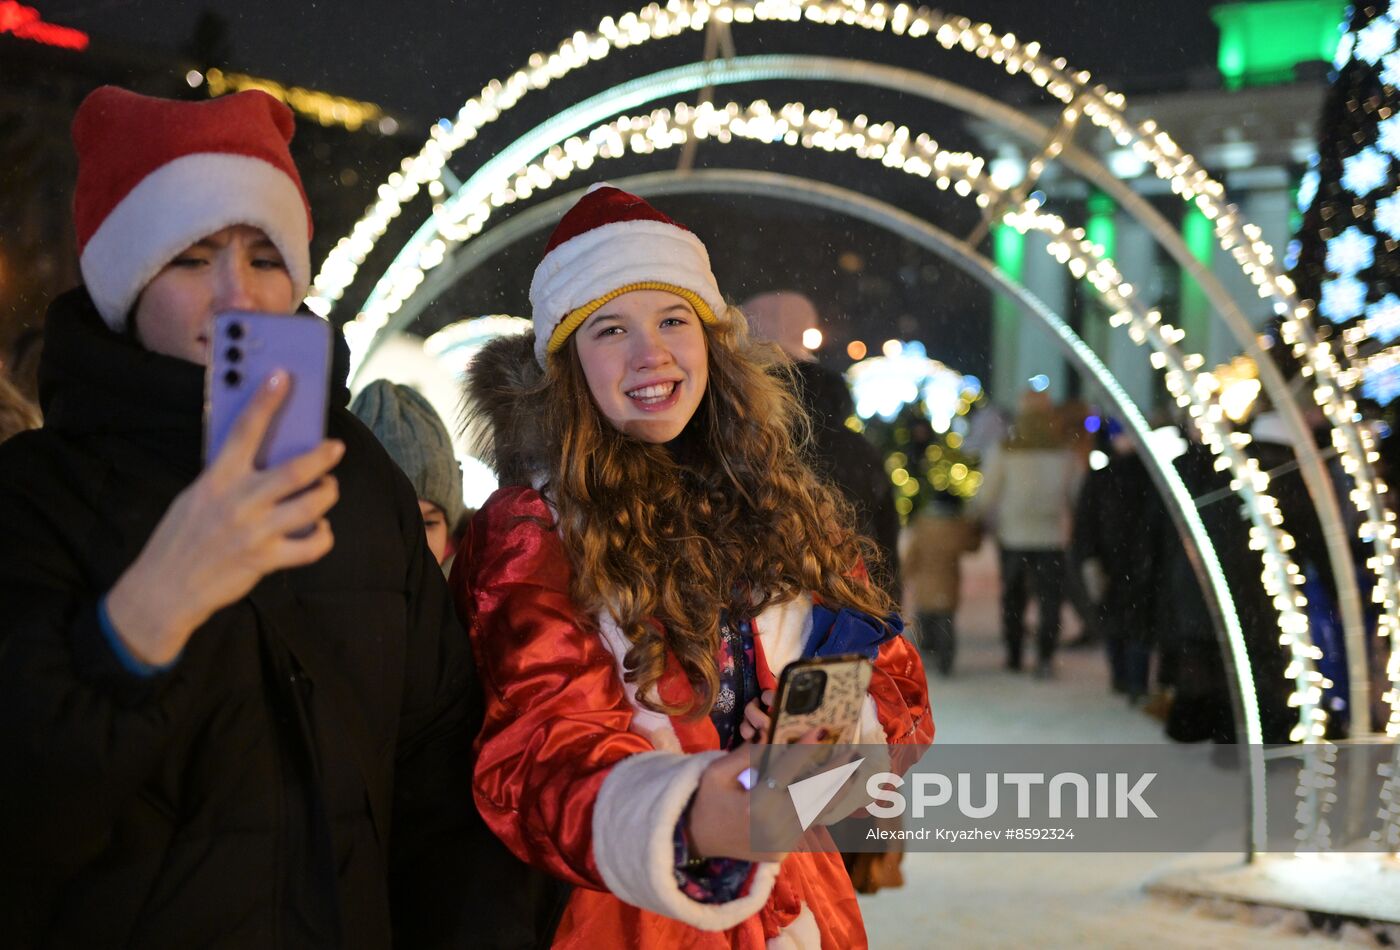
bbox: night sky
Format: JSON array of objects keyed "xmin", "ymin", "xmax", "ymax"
[
  {"xmin": 28, "ymin": 1, "xmax": 1242, "ymax": 384},
  {"xmin": 40, "ymin": 1, "xmax": 1226, "ymax": 123}
]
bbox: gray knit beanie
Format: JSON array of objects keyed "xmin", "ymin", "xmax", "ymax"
[{"xmin": 350, "ymin": 379, "xmax": 465, "ymax": 525}]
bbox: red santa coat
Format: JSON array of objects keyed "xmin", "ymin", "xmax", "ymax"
[{"xmin": 452, "ymin": 486, "xmax": 933, "ymax": 948}]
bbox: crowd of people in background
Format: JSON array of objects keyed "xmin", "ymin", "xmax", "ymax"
[{"xmin": 896, "ymin": 381, "xmax": 1373, "ymax": 748}]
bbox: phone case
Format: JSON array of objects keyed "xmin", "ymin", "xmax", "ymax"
[
  {"xmin": 204, "ymin": 312, "xmax": 331, "ymax": 469},
  {"xmin": 768, "ymin": 653, "xmax": 874, "ymax": 746}
]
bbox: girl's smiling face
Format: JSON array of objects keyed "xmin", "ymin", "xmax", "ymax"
[{"xmin": 572, "ymin": 288, "xmax": 709, "ymax": 443}]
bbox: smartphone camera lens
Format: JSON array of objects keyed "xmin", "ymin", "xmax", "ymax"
[
  {"xmin": 226, "ymin": 322, "xmax": 244, "ymax": 341},
  {"xmin": 224, "ymin": 369, "xmax": 241, "ymax": 388},
  {"xmin": 225, "ymin": 346, "xmax": 242, "ymax": 364},
  {"xmin": 784, "ymin": 670, "xmax": 827, "ymax": 716}
]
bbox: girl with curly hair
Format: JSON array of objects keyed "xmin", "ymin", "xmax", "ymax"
[{"xmin": 451, "ymin": 184, "xmax": 932, "ymax": 948}]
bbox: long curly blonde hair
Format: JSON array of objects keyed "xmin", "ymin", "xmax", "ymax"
[{"xmin": 538, "ymin": 304, "xmax": 893, "ymax": 718}]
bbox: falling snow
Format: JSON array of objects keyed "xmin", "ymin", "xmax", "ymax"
[
  {"xmin": 1355, "ymin": 16, "xmax": 1398, "ymax": 65},
  {"xmin": 1342, "ymin": 146, "xmax": 1392, "ymax": 195},
  {"xmin": 1366, "ymin": 294, "xmax": 1400, "ymax": 344},
  {"xmin": 1320, "ymin": 275, "xmax": 1369, "ymax": 322},
  {"xmin": 1325, "ymin": 226, "xmax": 1376, "ymax": 275}
]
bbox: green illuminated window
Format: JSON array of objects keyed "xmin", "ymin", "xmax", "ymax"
[
  {"xmin": 1211, "ymin": 0, "xmax": 1347, "ymax": 89},
  {"xmin": 1086, "ymin": 191, "xmax": 1117, "ymax": 260},
  {"xmin": 992, "ymin": 222, "xmax": 1026, "ymax": 281}
]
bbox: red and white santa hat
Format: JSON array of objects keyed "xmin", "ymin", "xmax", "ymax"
[
  {"xmin": 72, "ymin": 86, "xmax": 313, "ymax": 332},
  {"xmin": 528, "ymin": 183, "xmax": 725, "ymax": 366}
]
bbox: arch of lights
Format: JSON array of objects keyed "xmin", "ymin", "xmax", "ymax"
[
  {"xmin": 392, "ymin": 119, "xmax": 1341, "ymax": 847},
  {"xmin": 347, "ymin": 51, "xmax": 1376, "ymax": 743},
  {"xmin": 313, "ymin": 3, "xmax": 1400, "ymax": 849}
]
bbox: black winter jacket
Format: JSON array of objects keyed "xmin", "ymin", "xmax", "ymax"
[{"xmin": 0, "ymin": 290, "xmax": 542, "ymax": 948}]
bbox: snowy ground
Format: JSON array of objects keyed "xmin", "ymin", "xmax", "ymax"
[{"xmin": 856, "ymin": 545, "xmax": 1361, "ymax": 949}]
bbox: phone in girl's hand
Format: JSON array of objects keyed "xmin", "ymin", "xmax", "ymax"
[
  {"xmin": 767, "ymin": 653, "xmax": 874, "ymax": 746},
  {"xmin": 204, "ymin": 312, "xmax": 331, "ymax": 468}
]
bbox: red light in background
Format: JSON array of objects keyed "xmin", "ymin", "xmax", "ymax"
[{"xmin": 0, "ymin": 1, "xmax": 89, "ymax": 51}]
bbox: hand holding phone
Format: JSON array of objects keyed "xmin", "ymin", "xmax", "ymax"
[{"xmin": 106, "ymin": 370, "xmax": 343, "ymax": 667}]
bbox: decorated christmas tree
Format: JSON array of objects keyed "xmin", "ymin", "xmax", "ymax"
[
  {"xmin": 844, "ymin": 341, "xmax": 985, "ymax": 523},
  {"xmin": 1289, "ymin": 2, "xmax": 1400, "ymax": 404}
]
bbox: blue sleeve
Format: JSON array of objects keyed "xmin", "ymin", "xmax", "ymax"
[{"xmin": 96, "ymin": 596, "xmax": 180, "ymax": 677}]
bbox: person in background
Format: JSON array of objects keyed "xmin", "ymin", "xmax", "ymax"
[
  {"xmin": 900, "ymin": 494, "xmax": 981, "ymax": 675},
  {"xmin": 1055, "ymin": 399, "xmax": 1100, "ymax": 649},
  {"xmin": 350, "ymin": 378, "xmax": 465, "ymax": 568},
  {"xmin": 0, "ymin": 86, "xmax": 539, "ymax": 948},
  {"xmin": 1070, "ymin": 420, "xmax": 1162, "ymax": 699},
  {"xmin": 0, "ymin": 373, "xmax": 40, "ymax": 445},
  {"xmin": 743, "ymin": 290, "xmax": 901, "ymax": 599},
  {"xmin": 972, "ymin": 390, "xmax": 1078, "ymax": 677}
]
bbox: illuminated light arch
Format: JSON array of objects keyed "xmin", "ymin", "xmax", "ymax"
[
  {"xmin": 321, "ymin": 5, "xmax": 1400, "ymax": 846},
  {"xmin": 368, "ymin": 89, "xmax": 1348, "ymax": 845},
  {"xmin": 372, "ymin": 101, "xmax": 1328, "ymax": 707},
  {"xmin": 350, "ymin": 56, "xmax": 1377, "ymax": 749},
  {"xmin": 336, "ymin": 51, "xmax": 1378, "ymax": 744},
  {"xmin": 307, "ymin": 4, "xmax": 1390, "ymax": 659},
  {"xmin": 304, "ymin": 3, "xmax": 1392, "ymax": 682}
]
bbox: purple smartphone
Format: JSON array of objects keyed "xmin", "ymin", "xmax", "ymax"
[{"xmin": 204, "ymin": 312, "xmax": 331, "ymax": 469}]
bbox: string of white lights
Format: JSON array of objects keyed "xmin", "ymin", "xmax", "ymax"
[
  {"xmin": 311, "ymin": 0, "xmax": 1390, "ymax": 843},
  {"xmin": 1068, "ymin": 84, "xmax": 1400, "ymax": 853},
  {"xmin": 361, "ymin": 94, "xmax": 1338, "ymax": 843}
]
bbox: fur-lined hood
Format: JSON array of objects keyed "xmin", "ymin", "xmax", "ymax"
[{"xmin": 464, "ymin": 331, "xmax": 552, "ymax": 488}]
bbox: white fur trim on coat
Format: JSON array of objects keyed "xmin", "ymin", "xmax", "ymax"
[
  {"xmin": 528, "ymin": 218, "xmax": 725, "ymax": 365},
  {"xmin": 753, "ymin": 594, "xmax": 813, "ymax": 677},
  {"xmin": 80, "ymin": 152, "xmax": 311, "ymax": 331},
  {"xmin": 597, "ymin": 612, "xmax": 681, "ymax": 752},
  {"xmin": 592, "ymin": 750, "xmax": 780, "ymax": 929},
  {"xmin": 856, "ymin": 694, "xmax": 887, "ymax": 746}
]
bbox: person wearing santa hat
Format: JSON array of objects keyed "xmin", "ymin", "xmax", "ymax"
[
  {"xmin": 0, "ymin": 86, "xmax": 560, "ymax": 947},
  {"xmin": 451, "ymin": 183, "xmax": 932, "ymax": 947}
]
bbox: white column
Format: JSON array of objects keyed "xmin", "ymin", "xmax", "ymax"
[{"xmin": 1016, "ymin": 231, "xmax": 1071, "ymax": 402}]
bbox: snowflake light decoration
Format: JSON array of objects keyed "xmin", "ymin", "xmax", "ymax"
[
  {"xmin": 1375, "ymin": 190, "xmax": 1400, "ymax": 240},
  {"xmin": 1336, "ymin": 29, "xmax": 1357, "ymax": 69},
  {"xmin": 1385, "ymin": 49, "xmax": 1400, "ymax": 88},
  {"xmin": 1380, "ymin": 114, "xmax": 1400, "ymax": 157},
  {"xmin": 1364, "ymin": 360, "xmax": 1400, "ymax": 403},
  {"xmin": 1298, "ymin": 165, "xmax": 1322, "ymax": 211},
  {"xmin": 1321, "ymin": 274, "xmax": 1369, "ymax": 322},
  {"xmin": 1356, "ymin": 15, "xmax": 1398, "ymax": 65},
  {"xmin": 1326, "ymin": 227, "xmax": 1377, "ymax": 275},
  {"xmin": 1343, "ymin": 146, "xmax": 1392, "ymax": 195},
  {"xmin": 1366, "ymin": 294, "xmax": 1400, "ymax": 344}
]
